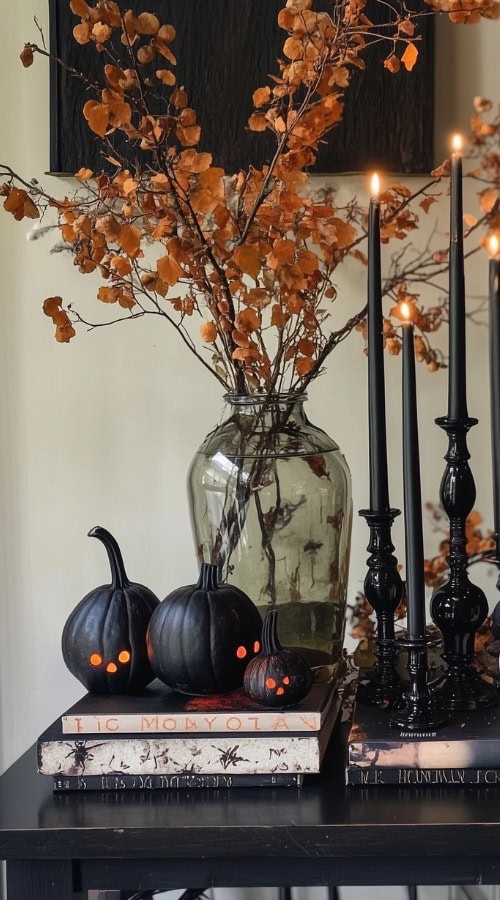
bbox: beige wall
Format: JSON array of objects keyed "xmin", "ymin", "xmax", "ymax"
[{"xmin": 0, "ymin": 2, "xmax": 498, "ymax": 773}]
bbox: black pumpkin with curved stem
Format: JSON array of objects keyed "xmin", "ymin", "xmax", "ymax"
[
  {"xmin": 146, "ymin": 563, "xmax": 262, "ymax": 695},
  {"xmin": 61, "ymin": 526, "xmax": 159, "ymax": 694},
  {"xmin": 243, "ymin": 610, "xmax": 313, "ymax": 708}
]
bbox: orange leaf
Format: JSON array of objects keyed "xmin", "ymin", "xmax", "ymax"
[
  {"xmin": 156, "ymin": 69, "xmax": 176, "ymax": 86},
  {"xmin": 176, "ymin": 124, "xmax": 201, "ymax": 147},
  {"xmin": 171, "ymin": 87, "xmax": 188, "ymax": 109},
  {"xmin": 158, "ymin": 24, "xmax": 176, "ymax": 42},
  {"xmin": 110, "ymin": 256, "xmax": 132, "ymax": 276},
  {"xmin": 136, "ymin": 12, "xmax": 160, "ymax": 34},
  {"xmin": 73, "ymin": 23, "xmax": 91, "ymax": 44},
  {"xmin": 401, "ymin": 42, "xmax": 418, "ymax": 72},
  {"xmin": 92, "ymin": 22, "xmax": 112, "ymax": 43},
  {"xmin": 117, "ymin": 224, "xmax": 141, "ymax": 258},
  {"xmin": 97, "ymin": 286, "xmax": 119, "ymax": 304},
  {"xmin": 178, "ymin": 149, "xmax": 212, "ymax": 173},
  {"xmin": 248, "ymin": 114, "xmax": 267, "ymax": 132},
  {"xmin": 480, "ymin": 188, "xmax": 498, "ymax": 213},
  {"xmin": 200, "ymin": 322, "xmax": 217, "ymax": 342},
  {"xmin": 237, "ymin": 308, "xmax": 260, "ymax": 332},
  {"xmin": 252, "ymin": 86, "xmax": 271, "ymax": 108},
  {"xmin": 271, "ymin": 305, "xmax": 288, "ymax": 328},
  {"xmin": 83, "ymin": 99, "xmax": 109, "ymax": 136},
  {"xmin": 384, "ymin": 53, "xmax": 400, "ymax": 74},
  {"xmin": 70, "ymin": 0, "xmax": 90, "ymax": 15},
  {"xmin": 156, "ymin": 254, "xmax": 184, "ymax": 285},
  {"xmin": 295, "ymin": 356, "xmax": 315, "ymax": 376},
  {"xmin": 298, "ymin": 338, "xmax": 315, "ymax": 356},
  {"xmin": 233, "ymin": 244, "xmax": 261, "ymax": 279},
  {"xmin": 20, "ymin": 45, "xmax": 34, "ymax": 67},
  {"xmin": 283, "ymin": 36, "xmax": 304, "ymax": 60},
  {"xmin": 75, "ymin": 167, "xmax": 94, "ymax": 181}
]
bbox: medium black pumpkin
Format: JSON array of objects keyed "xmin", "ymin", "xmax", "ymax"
[
  {"xmin": 61, "ymin": 526, "xmax": 159, "ymax": 694},
  {"xmin": 243, "ymin": 609, "xmax": 313, "ymax": 707},
  {"xmin": 146, "ymin": 562, "xmax": 262, "ymax": 695}
]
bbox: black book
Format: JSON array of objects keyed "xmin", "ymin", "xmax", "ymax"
[
  {"xmin": 346, "ymin": 764, "xmax": 500, "ymax": 786},
  {"xmin": 347, "ymin": 674, "xmax": 500, "ymax": 770},
  {"xmin": 52, "ymin": 771, "xmax": 303, "ymax": 791}
]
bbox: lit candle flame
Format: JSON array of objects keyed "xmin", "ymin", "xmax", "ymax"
[
  {"xmin": 451, "ymin": 133, "xmax": 463, "ymax": 154},
  {"xmin": 400, "ymin": 301, "xmax": 412, "ymax": 322},
  {"xmin": 488, "ymin": 235, "xmax": 499, "ymax": 258},
  {"xmin": 371, "ymin": 172, "xmax": 380, "ymax": 199}
]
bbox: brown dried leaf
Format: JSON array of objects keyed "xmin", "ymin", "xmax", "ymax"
[
  {"xmin": 156, "ymin": 69, "xmax": 176, "ymax": 86},
  {"xmin": 384, "ymin": 53, "xmax": 400, "ymax": 74},
  {"xmin": 200, "ymin": 322, "xmax": 217, "ymax": 342},
  {"xmin": 253, "ymin": 86, "xmax": 271, "ymax": 108},
  {"xmin": 248, "ymin": 114, "xmax": 267, "ymax": 132},
  {"xmin": 20, "ymin": 45, "xmax": 34, "ymax": 67},
  {"xmin": 233, "ymin": 244, "xmax": 261, "ymax": 279}
]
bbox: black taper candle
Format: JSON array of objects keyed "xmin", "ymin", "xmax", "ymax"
[
  {"xmin": 449, "ymin": 136, "xmax": 468, "ymax": 421},
  {"xmin": 402, "ymin": 310, "xmax": 426, "ymax": 640},
  {"xmin": 368, "ymin": 174, "xmax": 390, "ymax": 511},
  {"xmin": 489, "ymin": 238, "xmax": 500, "ymax": 562}
]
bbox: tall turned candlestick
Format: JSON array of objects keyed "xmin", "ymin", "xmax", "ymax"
[
  {"xmin": 430, "ymin": 137, "xmax": 497, "ymax": 710},
  {"xmin": 358, "ymin": 174, "xmax": 405, "ymax": 706},
  {"xmin": 357, "ymin": 509, "xmax": 404, "ymax": 705},
  {"xmin": 430, "ymin": 417, "xmax": 498, "ymax": 709}
]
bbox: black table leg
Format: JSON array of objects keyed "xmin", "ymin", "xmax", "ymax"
[{"xmin": 6, "ymin": 860, "xmax": 85, "ymax": 900}]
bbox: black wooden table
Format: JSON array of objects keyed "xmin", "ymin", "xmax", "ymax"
[{"xmin": 2, "ymin": 725, "xmax": 500, "ymax": 900}]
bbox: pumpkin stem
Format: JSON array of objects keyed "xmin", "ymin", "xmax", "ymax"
[
  {"xmin": 262, "ymin": 610, "xmax": 282, "ymax": 654},
  {"xmin": 88, "ymin": 526, "xmax": 129, "ymax": 590},
  {"xmin": 197, "ymin": 562, "xmax": 220, "ymax": 592}
]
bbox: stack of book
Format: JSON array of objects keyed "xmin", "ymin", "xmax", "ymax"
[
  {"xmin": 37, "ymin": 672, "xmax": 347, "ymax": 791},
  {"xmin": 345, "ymin": 671, "xmax": 500, "ymax": 786}
]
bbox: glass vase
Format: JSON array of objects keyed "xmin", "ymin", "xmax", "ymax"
[{"xmin": 187, "ymin": 393, "xmax": 352, "ymax": 678}]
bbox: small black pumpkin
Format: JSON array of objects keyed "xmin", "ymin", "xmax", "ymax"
[
  {"xmin": 146, "ymin": 562, "xmax": 262, "ymax": 695},
  {"xmin": 243, "ymin": 609, "xmax": 313, "ymax": 708},
  {"xmin": 61, "ymin": 526, "xmax": 159, "ymax": 694}
]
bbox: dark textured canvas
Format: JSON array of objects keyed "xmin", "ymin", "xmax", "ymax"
[{"xmin": 49, "ymin": 0, "xmax": 434, "ymax": 175}]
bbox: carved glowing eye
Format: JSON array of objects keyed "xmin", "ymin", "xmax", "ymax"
[
  {"xmin": 118, "ymin": 650, "xmax": 131, "ymax": 663},
  {"xmin": 236, "ymin": 646, "xmax": 247, "ymax": 659},
  {"xmin": 106, "ymin": 662, "xmax": 118, "ymax": 673},
  {"xmin": 89, "ymin": 653, "xmax": 102, "ymax": 667},
  {"xmin": 253, "ymin": 641, "xmax": 260, "ymax": 653},
  {"xmin": 266, "ymin": 677, "xmax": 277, "ymax": 689},
  {"xmin": 283, "ymin": 676, "xmax": 290, "ymax": 685}
]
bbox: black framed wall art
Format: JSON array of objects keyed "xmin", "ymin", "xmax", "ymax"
[{"xmin": 48, "ymin": 0, "xmax": 434, "ymax": 176}]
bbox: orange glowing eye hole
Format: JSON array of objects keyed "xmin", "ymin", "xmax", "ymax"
[
  {"xmin": 276, "ymin": 687, "xmax": 285, "ymax": 696},
  {"xmin": 89, "ymin": 653, "xmax": 102, "ymax": 667},
  {"xmin": 106, "ymin": 662, "xmax": 118, "ymax": 673},
  {"xmin": 236, "ymin": 646, "xmax": 247, "ymax": 659},
  {"xmin": 253, "ymin": 641, "xmax": 260, "ymax": 653},
  {"xmin": 266, "ymin": 677, "xmax": 277, "ymax": 689},
  {"xmin": 118, "ymin": 650, "xmax": 131, "ymax": 664},
  {"xmin": 283, "ymin": 676, "xmax": 290, "ymax": 685}
]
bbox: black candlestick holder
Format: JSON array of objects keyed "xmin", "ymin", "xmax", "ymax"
[
  {"xmin": 357, "ymin": 508, "xmax": 405, "ymax": 707},
  {"xmin": 430, "ymin": 415, "xmax": 498, "ymax": 710},
  {"xmin": 390, "ymin": 633, "xmax": 447, "ymax": 730}
]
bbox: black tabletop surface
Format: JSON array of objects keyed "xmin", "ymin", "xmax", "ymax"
[{"xmin": 2, "ymin": 720, "xmax": 500, "ymax": 881}]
